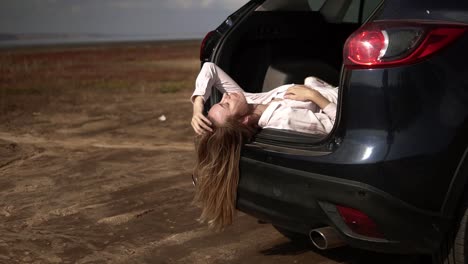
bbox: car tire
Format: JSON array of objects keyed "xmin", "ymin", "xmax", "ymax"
[
  {"xmin": 435, "ymin": 207, "xmax": 467, "ymax": 264},
  {"xmin": 273, "ymin": 225, "xmax": 311, "ymax": 245}
]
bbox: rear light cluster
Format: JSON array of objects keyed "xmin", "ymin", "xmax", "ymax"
[
  {"xmin": 200, "ymin": 31, "xmax": 218, "ymax": 61},
  {"xmin": 344, "ymin": 21, "xmax": 467, "ymax": 68},
  {"xmin": 336, "ymin": 205, "xmax": 384, "ymax": 239}
]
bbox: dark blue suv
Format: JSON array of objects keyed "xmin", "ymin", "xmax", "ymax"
[{"xmin": 200, "ymin": 0, "xmax": 468, "ymax": 262}]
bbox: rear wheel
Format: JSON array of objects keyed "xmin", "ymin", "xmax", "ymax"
[{"xmin": 435, "ymin": 207, "xmax": 467, "ymax": 264}]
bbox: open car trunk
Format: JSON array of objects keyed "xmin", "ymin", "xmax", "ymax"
[{"xmin": 210, "ymin": 0, "xmax": 365, "ymax": 148}]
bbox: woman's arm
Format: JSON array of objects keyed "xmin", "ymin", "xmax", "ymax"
[
  {"xmin": 284, "ymin": 85, "xmax": 336, "ymax": 121},
  {"xmin": 284, "ymin": 85, "xmax": 331, "ymax": 109},
  {"xmin": 191, "ymin": 63, "xmax": 245, "ymax": 134},
  {"xmin": 191, "ymin": 96, "xmax": 213, "ymax": 135},
  {"xmin": 191, "ymin": 62, "xmax": 245, "ymax": 103}
]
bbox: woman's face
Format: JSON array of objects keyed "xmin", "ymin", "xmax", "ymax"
[{"xmin": 208, "ymin": 92, "xmax": 249, "ymax": 125}]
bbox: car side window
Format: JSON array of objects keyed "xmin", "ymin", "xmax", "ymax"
[
  {"xmin": 329, "ymin": 0, "xmax": 383, "ymax": 23},
  {"xmin": 342, "ymin": 0, "xmax": 361, "ymax": 23},
  {"xmin": 342, "ymin": 0, "xmax": 384, "ymax": 23},
  {"xmin": 361, "ymin": 0, "xmax": 384, "ymax": 22},
  {"xmin": 307, "ymin": 0, "xmax": 326, "ymax": 11}
]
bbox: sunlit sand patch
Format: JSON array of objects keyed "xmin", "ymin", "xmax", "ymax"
[
  {"xmin": 0, "ymin": 139, "xmax": 44, "ymax": 170},
  {"xmin": 97, "ymin": 209, "xmax": 155, "ymax": 225},
  {"xmin": 113, "ymin": 228, "xmax": 210, "ymax": 263},
  {"xmin": 24, "ymin": 202, "xmax": 109, "ymax": 227},
  {"xmin": 0, "ymin": 132, "xmax": 194, "ymax": 151},
  {"xmin": 0, "ymin": 205, "xmax": 15, "ymax": 217},
  {"xmin": 12, "ymin": 176, "xmax": 54, "ymax": 193},
  {"xmin": 49, "ymin": 203, "xmax": 109, "ymax": 217},
  {"xmin": 76, "ymin": 228, "xmax": 213, "ymax": 263},
  {"xmin": 38, "ymin": 113, "xmax": 95, "ymax": 126},
  {"xmin": 56, "ymin": 119, "xmax": 121, "ymax": 135}
]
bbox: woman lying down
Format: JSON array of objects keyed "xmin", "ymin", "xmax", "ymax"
[{"xmin": 190, "ymin": 62, "xmax": 338, "ymax": 230}]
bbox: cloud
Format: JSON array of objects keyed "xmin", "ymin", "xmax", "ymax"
[
  {"xmin": 200, "ymin": 0, "xmax": 215, "ymax": 8},
  {"xmin": 16, "ymin": 0, "xmax": 248, "ymax": 10},
  {"xmin": 108, "ymin": 1, "xmax": 156, "ymax": 9},
  {"xmin": 164, "ymin": 0, "xmax": 248, "ymax": 10},
  {"xmin": 165, "ymin": 0, "xmax": 192, "ymax": 9},
  {"xmin": 1, "ymin": 0, "xmax": 249, "ymax": 36},
  {"xmin": 70, "ymin": 5, "xmax": 81, "ymax": 13}
]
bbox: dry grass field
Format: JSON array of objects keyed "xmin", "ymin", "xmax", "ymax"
[
  {"xmin": 0, "ymin": 41, "xmax": 198, "ymax": 133},
  {"xmin": 0, "ymin": 41, "xmax": 421, "ymax": 264}
]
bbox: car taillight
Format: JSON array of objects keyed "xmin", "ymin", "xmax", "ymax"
[
  {"xmin": 336, "ymin": 205, "xmax": 384, "ymax": 239},
  {"xmin": 200, "ymin": 31, "xmax": 217, "ymax": 62},
  {"xmin": 344, "ymin": 21, "xmax": 467, "ymax": 68}
]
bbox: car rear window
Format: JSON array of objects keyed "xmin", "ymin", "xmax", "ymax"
[{"xmin": 256, "ymin": 0, "xmax": 384, "ymax": 24}]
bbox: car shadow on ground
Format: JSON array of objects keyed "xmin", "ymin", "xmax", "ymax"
[{"xmin": 260, "ymin": 240, "xmax": 428, "ymax": 264}]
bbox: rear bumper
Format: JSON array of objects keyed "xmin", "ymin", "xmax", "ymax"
[{"xmin": 237, "ymin": 155, "xmax": 452, "ymax": 254}]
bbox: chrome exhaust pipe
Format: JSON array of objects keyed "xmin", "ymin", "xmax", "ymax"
[{"xmin": 309, "ymin": 226, "xmax": 346, "ymax": 250}]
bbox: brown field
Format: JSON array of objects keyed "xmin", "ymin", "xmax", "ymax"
[{"xmin": 0, "ymin": 41, "xmax": 421, "ymax": 263}]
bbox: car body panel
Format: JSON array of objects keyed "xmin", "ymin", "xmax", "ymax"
[
  {"xmin": 378, "ymin": 0, "xmax": 468, "ymax": 24},
  {"xmin": 204, "ymin": 0, "xmax": 468, "ymax": 254}
]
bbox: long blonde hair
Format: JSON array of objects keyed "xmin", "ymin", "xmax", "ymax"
[{"xmin": 193, "ymin": 117, "xmax": 255, "ymax": 230}]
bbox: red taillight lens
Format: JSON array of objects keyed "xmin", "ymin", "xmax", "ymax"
[
  {"xmin": 344, "ymin": 21, "xmax": 467, "ymax": 68},
  {"xmin": 200, "ymin": 31, "xmax": 216, "ymax": 61},
  {"xmin": 336, "ymin": 205, "xmax": 384, "ymax": 239},
  {"xmin": 348, "ymin": 30, "xmax": 388, "ymax": 65}
]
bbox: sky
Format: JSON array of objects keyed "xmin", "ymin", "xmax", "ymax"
[{"xmin": 0, "ymin": 0, "xmax": 250, "ymax": 40}]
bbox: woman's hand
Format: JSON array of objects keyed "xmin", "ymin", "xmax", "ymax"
[
  {"xmin": 191, "ymin": 113, "xmax": 213, "ymax": 135},
  {"xmin": 284, "ymin": 85, "xmax": 331, "ymax": 110},
  {"xmin": 192, "ymin": 96, "xmax": 213, "ymax": 135},
  {"xmin": 284, "ymin": 85, "xmax": 315, "ymax": 102}
]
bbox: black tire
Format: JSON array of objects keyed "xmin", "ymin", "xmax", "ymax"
[
  {"xmin": 273, "ymin": 225, "xmax": 311, "ymax": 245},
  {"xmin": 435, "ymin": 207, "xmax": 467, "ymax": 264}
]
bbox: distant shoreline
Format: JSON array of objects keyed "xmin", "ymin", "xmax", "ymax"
[
  {"xmin": 0, "ymin": 32, "xmax": 205, "ymax": 49},
  {"xmin": 0, "ymin": 38, "xmax": 202, "ymax": 50}
]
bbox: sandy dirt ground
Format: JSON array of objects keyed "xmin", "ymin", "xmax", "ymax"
[{"xmin": 0, "ymin": 41, "xmax": 425, "ymax": 264}]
